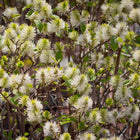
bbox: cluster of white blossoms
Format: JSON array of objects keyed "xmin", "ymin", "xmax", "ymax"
[
  {"xmin": 77, "ymin": 132, "xmax": 96, "ymax": 140},
  {"xmin": 65, "ymin": 67, "xmax": 91, "ymax": 94},
  {"xmin": 36, "ymin": 38, "xmax": 54, "ymax": 63},
  {"xmin": 70, "ymin": 10, "xmax": 89, "ymax": 27},
  {"xmin": 36, "ymin": 67, "xmax": 63, "ymax": 85},
  {"xmin": 3, "ymin": 7, "xmax": 19, "ymax": 19},
  {"xmin": 129, "ymin": 73, "xmax": 140, "ymax": 88},
  {"xmin": 114, "ymin": 86, "xmax": 132, "ymax": 104},
  {"xmin": 26, "ymin": 98, "xmax": 43, "ymax": 122},
  {"xmin": 20, "ymin": 26, "xmax": 35, "ymax": 41},
  {"xmin": 109, "ymin": 75, "xmax": 124, "ymax": 88},
  {"xmin": 118, "ymin": 105, "xmax": 140, "ymax": 122},
  {"xmin": 89, "ymin": 110, "xmax": 101, "ymax": 124},
  {"xmin": 56, "ymin": 1, "xmax": 70, "ymax": 14},
  {"xmin": 120, "ymin": 0, "xmax": 134, "ymax": 12},
  {"xmin": 59, "ymin": 133, "xmax": 71, "ymax": 140},
  {"xmin": 129, "ymin": 8, "xmax": 140, "ymax": 23},
  {"xmin": 43, "ymin": 121, "xmax": 60, "ymax": 137},
  {"xmin": 26, "ymin": 0, "xmax": 52, "ymax": 20},
  {"xmin": 8, "ymin": 73, "xmax": 33, "ymax": 94},
  {"xmin": 73, "ymin": 96, "xmax": 93, "ymax": 112},
  {"xmin": 48, "ymin": 16, "xmax": 65, "ymax": 33},
  {"xmin": 95, "ymin": 24, "xmax": 115, "ymax": 42}
]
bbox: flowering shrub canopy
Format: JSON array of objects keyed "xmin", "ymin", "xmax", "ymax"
[{"xmin": 0, "ymin": 0, "xmax": 140, "ymax": 140}]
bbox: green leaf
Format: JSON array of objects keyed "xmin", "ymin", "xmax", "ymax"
[
  {"xmin": 135, "ymin": 35, "xmax": 140, "ymax": 44},
  {"xmin": 24, "ymin": 132, "xmax": 29, "ymax": 137},
  {"xmin": 27, "ymin": 10, "xmax": 34, "ymax": 16},
  {"xmin": 83, "ymin": 55, "xmax": 89, "ymax": 62},
  {"xmin": 80, "ymin": 22, "xmax": 86, "ymax": 33},
  {"xmin": 52, "ymin": 8, "xmax": 59, "ymax": 13},
  {"xmin": 44, "ymin": 137, "xmax": 51, "ymax": 140},
  {"xmin": 111, "ymin": 35, "xmax": 118, "ymax": 51},
  {"xmin": 22, "ymin": 4, "xmax": 33, "ymax": 11},
  {"xmin": 78, "ymin": 122, "xmax": 85, "ymax": 130},
  {"xmin": 86, "ymin": 2, "xmax": 94, "ymax": 7},
  {"xmin": 55, "ymin": 51, "xmax": 63, "ymax": 61},
  {"xmin": 34, "ymin": 20, "xmax": 43, "ymax": 32},
  {"xmin": 56, "ymin": 32, "xmax": 63, "ymax": 38},
  {"xmin": 60, "ymin": 117, "xmax": 76, "ymax": 125}
]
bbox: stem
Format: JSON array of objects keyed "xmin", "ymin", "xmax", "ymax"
[{"xmin": 114, "ymin": 46, "xmax": 122, "ymax": 75}]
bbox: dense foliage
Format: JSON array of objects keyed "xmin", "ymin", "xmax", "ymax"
[{"xmin": 0, "ymin": 0, "xmax": 140, "ymax": 140}]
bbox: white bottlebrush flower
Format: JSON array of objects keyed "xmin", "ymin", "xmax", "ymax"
[
  {"xmin": 3, "ymin": 7, "xmax": 19, "ymax": 18},
  {"xmin": 96, "ymin": 24, "xmax": 115, "ymax": 42},
  {"xmin": 133, "ymin": 49, "xmax": 140, "ymax": 62},
  {"xmin": 8, "ymin": 22, "xmax": 19, "ymax": 33},
  {"xmin": 20, "ymin": 26, "xmax": 35, "ymax": 41},
  {"xmin": 101, "ymin": 4, "xmax": 109, "ymax": 13},
  {"xmin": 77, "ymin": 133, "xmax": 96, "ymax": 140},
  {"xmin": 16, "ymin": 136, "xmax": 28, "ymax": 140},
  {"xmin": 115, "ymin": 22, "xmax": 128, "ymax": 40},
  {"xmin": 19, "ymin": 74, "xmax": 33, "ymax": 94},
  {"xmin": 129, "ymin": 8, "xmax": 140, "ymax": 23},
  {"xmin": 69, "ymin": 30, "xmax": 79, "ymax": 41},
  {"xmin": 1, "ymin": 38, "xmax": 16, "ymax": 53},
  {"xmin": 89, "ymin": 110, "xmax": 101, "ymax": 123},
  {"xmin": 40, "ymin": 50, "xmax": 54, "ymax": 63},
  {"xmin": 36, "ymin": 68, "xmax": 47, "ymax": 84},
  {"xmin": 27, "ymin": 99, "xmax": 43, "ymax": 122},
  {"xmin": 73, "ymin": 96, "xmax": 93, "ymax": 111},
  {"xmin": 81, "ymin": 10, "xmax": 89, "ymax": 22},
  {"xmin": 70, "ymin": 10, "xmax": 81, "ymax": 27},
  {"xmin": 91, "ymin": 52, "xmax": 104, "ymax": 68},
  {"xmin": 37, "ymin": 38, "xmax": 50, "ymax": 51},
  {"xmin": 128, "ymin": 105, "xmax": 140, "ymax": 121},
  {"xmin": 106, "ymin": 110, "xmax": 118, "ymax": 125},
  {"xmin": 129, "ymin": 73, "xmax": 140, "ymax": 88},
  {"xmin": 20, "ymin": 41, "xmax": 36, "ymax": 57},
  {"xmin": 19, "ymin": 95, "xmax": 29, "ymax": 106},
  {"xmin": 48, "ymin": 17, "xmax": 65, "ymax": 33},
  {"xmin": 110, "ymin": 75, "xmax": 124, "ymax": 88},
  {"xmin": 120, "ymin": 0, "xmax": 134, "ymax": 12},
  {"xmin": 40, "ymin": 3, "xmax": 52, "ymax": 19},
  {"xmin": 57, "ymin": 1, "xmax": 70, "ymax": 14},
  {"xmin": 8, "ymin": 74, "xmax": 23, "ymax": 89},
  {"xmin": 43, "ymin": 121, "xmax": 60, "ymax": 137},
  {"xmin": 33, "ymin": 0, "xmax": 46, "ymax": 11},
  {"xmin": 3, "ymin": 28, "xmax": 17, "ymax": 39},
  {"xmin": 114, "ymin": 86, "xmax": 132, "ymax": 104},
  {"xmin": 59, "ymin": 133, "xmax": 71, "ymax": 140},
  {"xmin": 71, "ymin": 74, "xmax": 89, "ymax": 93},
  {"xmin": 64, "ymin": 67, "xmax": 80, "ymax": 78},
  {"xmin": 27, "ymin": 109, "xmax": 42, "ymax": 122}
]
